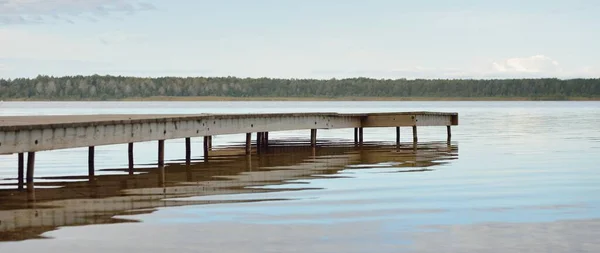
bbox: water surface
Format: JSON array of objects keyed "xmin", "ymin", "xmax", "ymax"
[{"xmin": 0, "ymin": 101, "xmax": 599, "ymax": 252}]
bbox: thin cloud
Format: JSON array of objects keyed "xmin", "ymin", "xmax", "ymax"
[
  {"xmin": 0, "ymin": 0, "xmax": 155, "ymax": 25},
  {"xmin": 492, "ymin": 55, "xmax": 561, "ymax": 74}
]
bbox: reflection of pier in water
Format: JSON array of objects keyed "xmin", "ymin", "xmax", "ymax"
[{"xmin": 0, "ymin": 141, "xmax": 457, "ymax": 241}]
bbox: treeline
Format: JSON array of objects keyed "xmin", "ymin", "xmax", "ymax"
[{"xmin": 1, "ymin": 75, "xmax": 599, "ymax": 100}]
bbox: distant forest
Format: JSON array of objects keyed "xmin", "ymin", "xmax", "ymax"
[{"xmin": 1, "ymin": 75, "xmax": 599, "ymax": 100}]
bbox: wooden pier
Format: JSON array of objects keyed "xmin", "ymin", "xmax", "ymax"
[{"xmin": 0, "ymin": 112, "xmax": 458, "ymax": 200}]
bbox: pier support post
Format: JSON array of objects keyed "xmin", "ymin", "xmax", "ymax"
[
  {"xmin": 354, "ymin": 128, "xmax": 358, "ymax": 145},
  {"xmin": 246, "ymin": 133, "xmax": 252, "ymax": 155},
  {"xmin": 185, "ymin": 137, "xmax": 191, "ymax": 166},
  {"xmin": 26, "ymin": 152, "xmax": 35, "ymax": 202},
  {"xmin": 264, "ymin": 132, "xmax": 269, "ymax": 149},
  {"xmin": 310, "ymin": 129, "xmax": 317, "ymax": 147},
  {"xmin": 158, "ymin": 140, "xmax": 165, "ymax": 186},
  {"xmin": 412, "ymin": 126, "xmax": 418, "ymax": 143},
  {"xmin": 207, "ymin": 136, "xmax": 213, "ymax": 151},
  {"xmin": 158, "ymin": 140, "xmax": 165, "ymax": 168},
  {"xmin": 359, "ymin": 127, "xmax": 364, "ymax": 145},
  {"xmin": 396, "ymin": 127, "xmax": 400, "ymax": 148},
  {"xmin": 18, "ymin": 153, "xmax": 24, "ymax": 190},
  {"xmin": 447, "ymin": 126, "xmax": 452, "ymax": 143},
  {"xmin": 128, "ymin": 143, "xmax": 134, "ymax": 175},
  {"xmin": 203, "ymin": 136, "xmax": 209, "ymax": 161},
  {"xmin": 88, "ymin": 146, "xmax": 95, "ymax": 179},
  {"xmin": 256, "ymin": 132, "xmax": 262, "ymax": 154}
]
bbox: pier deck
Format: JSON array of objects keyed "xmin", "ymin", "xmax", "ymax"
[
  {"xmin": 0, "ymin": 112, "xmax": 457, "ymax": 154},
  {"xmin": 0, "ymin": 111, "xmax": 457, "ymax": 200}
]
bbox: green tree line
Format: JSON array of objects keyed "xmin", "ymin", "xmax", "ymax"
[{"xmin": 1, "ymin": 75, "xmax": 599, "ymax": 100}]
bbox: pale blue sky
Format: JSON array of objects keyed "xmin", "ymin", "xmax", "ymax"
[{"xmin": 0, "ymin": 0, "xmax": 598, "ymax": 79}]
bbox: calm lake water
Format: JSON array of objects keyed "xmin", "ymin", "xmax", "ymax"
[{"xmin": 0, "ymin": 101, "xmax": 599, "ymax": 252}]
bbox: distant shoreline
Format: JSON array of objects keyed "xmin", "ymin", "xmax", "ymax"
[{"xmin": 3, "ymin": 96, "xmax": 600, "ymax": 102}]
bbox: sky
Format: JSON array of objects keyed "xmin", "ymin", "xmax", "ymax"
[{"xmin": 0, "ymin": 0, "xmax": 599, "ymax": 79}]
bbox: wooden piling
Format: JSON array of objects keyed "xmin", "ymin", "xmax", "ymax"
[
  {"xmin": 18, "ymin": 153, "xmax": 24, "ymax": 191},
  {"xmin": 158, "ymin": 140, "xmax": 165, "ymax": 186},
  {"xmin": 128, "ymin": 143, "xmax": 134, "ymax": 175},
  {"xmin": 207, "ymin": 136, "xmax": 213, "ymax": 151},
  {"xmin": 412, "ymin": 126, "xmax": 418, "ymax": 143},
  {"xmin": 256, "ymin": 132, "xmax": 262, "ymax": 154},
  {"xmin": 396, "ymin": 127, "xmax": 400, "ymax": 148},
  {"xmin": 311, "ymin": 129, "xmax": 317, "ymax": 147},
  {"xmin": 158, "ymin": 140, "xmax": 165, "ymax": 168},
  {"xmin": 246, "ymin": 133, "xmax": 252, "ymax": 155},
  {"xmin": 354, "ymin": 128, "xmax": 358, "ymax": 145},
  {"xmin": 88, "ymin": 146, "xmax": 95, "ymax": 178},
  {"xmin": 359, "ymin": 127, "xmax": 364, "ymax": 145},
  {"xmin": 26, "ymin": 152, "xmax": 35, "ymax": 202},
  {"xmin": 447, "ymin": 125, "xmax": 452, "ymax": 142},
  {"xmin": 203, "ymin": 136, "xmax": 209, "ymax": 161},
  {"xmin": 185, "ymin": 137, "xmax": 191, "ymax": 166},
  {"xmin": 264, "ymin": 132, "xmax": 269, "ymax": 149}
]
